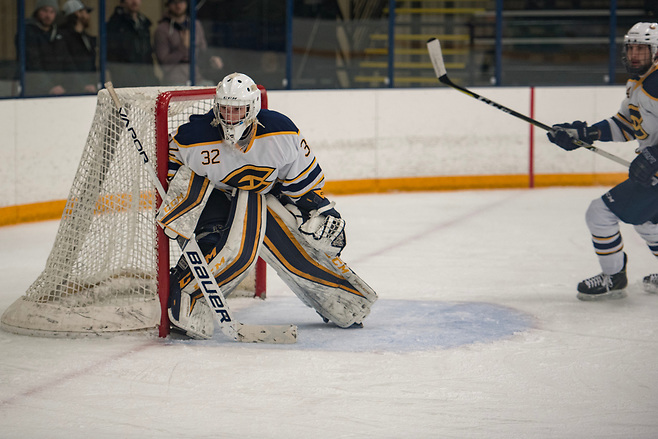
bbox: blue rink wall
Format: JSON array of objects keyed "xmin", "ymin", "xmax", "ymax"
[{"xmin": 0, "ymin": 85, "xmax": 633, "ymax": 225}]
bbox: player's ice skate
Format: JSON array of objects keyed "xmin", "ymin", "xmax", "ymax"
[
  {"xmin": 576, "ymin": 254, "xmax": 628, "ymax": 301},
  {"xmin": 643, "ymin": 274, "xmax": 658, "ymax": 294}
]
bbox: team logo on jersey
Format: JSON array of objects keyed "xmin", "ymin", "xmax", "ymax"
[
  {"xmin": 223, "ymin": 165, "xmax": 275, "ymax": 192},
  {"xmin": 628, "ymin": 104, "xmax": 649, "ymax": 140}
]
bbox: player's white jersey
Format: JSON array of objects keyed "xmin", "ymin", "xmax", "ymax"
[
  {"xmin": 601, "ymin": 63, "xmax": 658, "ymax": 151},
  {"xmin": 168, "ymin": 109, "xmax": 324, "ymax": 200}
]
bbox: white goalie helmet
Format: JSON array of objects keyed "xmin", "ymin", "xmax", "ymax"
[
  {"xmin": 622, "ymin": 22, "xmax": 658, "ymax": 75},
  {"xmin": 213, "ymin": 72, "xmax": 261, "ymax": 145}
]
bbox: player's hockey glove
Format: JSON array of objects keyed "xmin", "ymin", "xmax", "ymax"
[
  {"xmin": 629, "ymin": 145, "xmax": 658, "ymax": 187},
  {"xmin": 547, "ymin": 121, "xmax": 599, "ymax": 151},
  {"xmin": 287, "ymin": 203, "xmax": 346, "ymax": 257}
]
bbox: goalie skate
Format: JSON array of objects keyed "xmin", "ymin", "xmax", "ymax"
[{"xmin": 168, "ymin": 280, "xmax": 214, "ymax": 340}]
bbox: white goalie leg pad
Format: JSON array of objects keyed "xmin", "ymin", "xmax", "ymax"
[
  {"xmin": 170, "ymin": 190, "xmax": 266, "ymax": 339},
  {"xmin": 157, "ymin": 165, "xmax": 215, "ymax": 339},
  {"xmin": 204, "ymin": 190, "xmax": 267, "ymax": 295},
  {"xmin": 261, "ymin": 194, "xmax": 378, "ymax": 328},
  {"xmin": 180, "ymin": 190, "xmax": 267, "ymax": 297},
  {"xmin": 168, "ymin": 290, "xmax": 215, "ymax": 340}
]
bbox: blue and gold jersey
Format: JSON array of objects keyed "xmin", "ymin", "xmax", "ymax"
[
  {"xmin": 168, "ymin": 109, "xmax": 325, "ymax": 201},
  {"xmin": 596, "ymin": 63, "xmax": 658, "ymax": 151}
]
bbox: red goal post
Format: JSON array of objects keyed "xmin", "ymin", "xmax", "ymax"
[{"xmin": 154, "ymin": 86, "xmax": 268, "ymax": 338}]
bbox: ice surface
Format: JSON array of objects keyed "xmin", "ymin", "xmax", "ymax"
[{"xmin": 1, "ymin": 188, "xmax": 657, "ymax": 438}]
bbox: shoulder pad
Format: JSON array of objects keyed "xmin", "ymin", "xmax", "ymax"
[
  {"xmin": 174, "ymin": 110, "xmax": 221, "ymax": 146},
  {"xmin": 255, "ymin": 109, "xmax": 299, "ymax": 136}
]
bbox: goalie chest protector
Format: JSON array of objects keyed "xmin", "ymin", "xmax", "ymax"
[{"xmin": 170, "ymin": 109, "xmax": 325, "ymax": 198}]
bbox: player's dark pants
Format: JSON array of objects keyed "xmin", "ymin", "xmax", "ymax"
[{"xmin": 603, "ymin": 179, "xmax": 658, "ymax": 225}]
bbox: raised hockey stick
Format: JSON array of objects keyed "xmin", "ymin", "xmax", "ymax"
[
  {"xmin": 105, "ymin": 82, "xmax": 297, "ymax": 344},
  {"xmin": 426, "ymin": 38, "xmax": 636, "ymax": 169}
]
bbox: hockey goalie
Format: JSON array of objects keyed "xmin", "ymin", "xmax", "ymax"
[{"xmin": 157, "ymin": 72, "xmax": 378, "ymax": 339}]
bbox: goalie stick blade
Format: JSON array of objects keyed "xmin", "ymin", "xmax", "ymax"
[
  {"xmin": 235, "ymin": 323, "xmax": 298, "ymax": 344},
  {"xmin": 426, "ymin": 38, "xmax": 448, "ymax": 80}
]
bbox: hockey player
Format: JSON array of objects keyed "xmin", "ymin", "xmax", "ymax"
[
  {"xmin": 547, "ymin": 22, "xmax": 658, "ymax": 301},
  {"xmin": 160, "ymin": 72, "xmax": 377, "ymax": 338}
]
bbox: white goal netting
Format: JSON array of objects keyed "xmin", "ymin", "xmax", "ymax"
[{"xmin": 1, "ymin": 86, "xmax": 261, "ymax": 337}]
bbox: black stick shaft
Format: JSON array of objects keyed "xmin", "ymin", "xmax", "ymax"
[{"xmin": 426, "ymin": 38, "xmax": 633, "ymax": 169}]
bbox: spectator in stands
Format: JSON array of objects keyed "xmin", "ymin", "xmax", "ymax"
[
  {"xmin": 23, "ymin": 0, "xmax": 74, "ymax": 95},
  {"xmin": 154, "ymin": 0, "xmax": 223, "ymax": 86},
  {"xmin": 107, "ymin": 0, "xmax": 158, "ymax": 87},
  {"xmin": 60, "ymin": 0, "xmax": 97, "ymax": 94}
]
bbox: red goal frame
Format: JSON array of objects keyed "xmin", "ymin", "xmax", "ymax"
[{"xmin": 154, "ymin": 86, "xmax": 269, "ymax": 338}]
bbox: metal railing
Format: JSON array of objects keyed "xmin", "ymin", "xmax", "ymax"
[{"xmin": 1, "ymin": 0, "xmax": 652, "ymax": 98}]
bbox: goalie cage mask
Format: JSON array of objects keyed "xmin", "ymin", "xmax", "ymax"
[{"xmin": 212, "ymin": 72, "xmax": 261, "ymax": 148}]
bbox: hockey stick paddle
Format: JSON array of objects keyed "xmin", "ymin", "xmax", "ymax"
[
  {"xmin": 426, "ymin": 38, "xmax": 643, "ymax": 172},
  {"xmin": 105, "ymin": 82, "xmax": 297, "ymax": 344}
]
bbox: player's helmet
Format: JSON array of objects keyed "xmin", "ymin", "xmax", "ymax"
[
  {"xmin": 622, "ymin": 22, "xmax": 658, "ymax": 75},
  {"xmin": 213, "ymin": 73, "xmax": 261, "ymax": 145}
]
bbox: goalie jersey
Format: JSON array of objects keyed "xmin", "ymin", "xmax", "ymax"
[
  {"xmin": 594, "ymin": 63, "xmax": 658, "ymax": 151},
  {"xmin": 168, "ymin": 109, "xmax": 325, "ymax": 202}
]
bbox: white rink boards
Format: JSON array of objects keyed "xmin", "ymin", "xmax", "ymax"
[{"xmin": 0, "ymin": 85, "xmax": 633, "ymax": 209}]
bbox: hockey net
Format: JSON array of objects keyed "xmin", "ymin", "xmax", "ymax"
[{"xmin": 1, "ymin": 86, "xmax": 267, "ymax": 338}]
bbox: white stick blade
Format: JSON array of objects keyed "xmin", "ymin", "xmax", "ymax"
[
  {"xmin": 236, "ymin": 323, "xmax": 298, "ymax": 344},
  {"xmin": 427, "ymin": 38, "xmax": 447, "ymax": 77}
]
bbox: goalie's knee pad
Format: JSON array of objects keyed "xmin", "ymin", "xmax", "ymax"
[{"xmin": 262, "ymin": 195, "xmax": 378, "ymax": 328}]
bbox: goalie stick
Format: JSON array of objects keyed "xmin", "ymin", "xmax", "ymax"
[
  {"xmin": 426, "ymin": 37, "xmax": 658, "ymax": 185},
  {"xmin": 105, "ymin": 82, "xmax": 297, "ymax": 344}
]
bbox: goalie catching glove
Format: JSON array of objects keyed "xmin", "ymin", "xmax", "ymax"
[
  {"xmin": 287, "ymin": 202, "xmax": 346, "ymax": 257},
  {"xmin": 547, "ymin": 121, "xmax": 599, "ymax": 151}
]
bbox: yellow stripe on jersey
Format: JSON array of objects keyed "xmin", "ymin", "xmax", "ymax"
[
  {"xmin": 615, "ymin": 112, "xmax": 632, "ymax": 127},
  {"xmin": 286, "ymin": 177, "xmax": 325, "ymax": 200},
  {"xmin": 168, "ymin": 155, "xmax": 183, "ymax": 166},
  {"xmin": 255, "ymin": 130, "xmax": 299, "ymax": 140},
  {"xmin": 283, "ymin": 157, "xmax": 317, "ymax": 184},
  {"xmin": 612, "ymin": 113, "xmax": 635, "ymax": 141}
]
